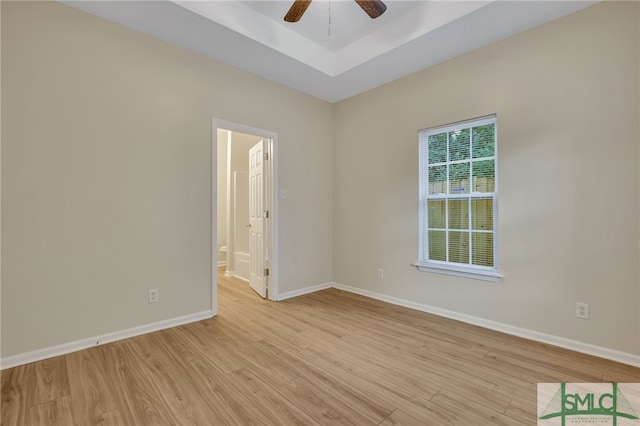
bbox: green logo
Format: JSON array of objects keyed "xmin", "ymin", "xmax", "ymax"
[{"xmin": 538, "ymin": 383, "xmax": 639, "ymax": 426}]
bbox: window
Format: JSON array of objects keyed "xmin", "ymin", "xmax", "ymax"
[{"xmin": 417, "ymin": 115, "xmax": 501, "ymax": 281}]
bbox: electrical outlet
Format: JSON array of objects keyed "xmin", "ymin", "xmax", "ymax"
[
  {"xmin": 576, "ymin": 302, "xmax": 589, "ymax": 319},
  {"xmin": 377, "ymin": 268, "xmax": 384, "ymax": 279},
  {"xmin": 148, "ymin": 289, "xmax": 159, "ymax": 304}
]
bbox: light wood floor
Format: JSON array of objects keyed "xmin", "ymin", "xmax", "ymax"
[{"xmin": 2, "ymin": 270, "xmax": 639, "ymax": 425}]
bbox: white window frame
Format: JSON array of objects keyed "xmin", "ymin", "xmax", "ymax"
[{"xmin": 415, "ymin": 115, "xmax": 502, "ymax": 282}]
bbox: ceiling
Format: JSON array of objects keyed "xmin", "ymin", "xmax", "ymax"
[{"xmin": 63, "ymin": 0, "xmax": 596, "ymax": 103}]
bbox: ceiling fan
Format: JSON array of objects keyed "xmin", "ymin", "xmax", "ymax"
[{"xmin": 284, "ymin": 0, "xmax": 387, "ymax": 23}]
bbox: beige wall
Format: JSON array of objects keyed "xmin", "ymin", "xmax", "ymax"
[
  {"xmin": 1, "ymin": 1, "xmax": 333, "ymax": 357},
  {"xmin": 333, "ymin": 1, "xmax": 640, "ymax": 355}
]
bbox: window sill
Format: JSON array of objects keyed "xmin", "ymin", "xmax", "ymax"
[{"xmin": 413, "ymin": 262, "xmax": 502, "ymax": 282}]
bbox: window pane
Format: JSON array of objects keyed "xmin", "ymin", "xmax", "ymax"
[
  {"xmin": 448, "ymin": 231, "xmax": 469, "ymax": 264},
  {"xmin": 472, "ymin": 159, "xmax": 495, "ymax": 195},
  {"xmin": 472, "ymin": 124, "xmax": 495, "ymax": 158},
  {"xmin": 448, "ymin": 128, "xmax": 470, "ymax": 161},
  {"xmin": 429, "ymin": 231, "xmax": 446, "ymax": 261},
  {"xmin": 471, "ymin": 198, "xmax": 493, "ymax": 230},
  {"xmin": 472, "ymin": 232, "xmax": 494, "ymax": 267},
  {"xmin": 449, "ymin": 163, "xmax": 469, "ymax": 194},
  {"xmin": 448, "ymin": 199, "xmax": 469, "ymax": 229},
  {"xmin": 428, "ymin": 200, "xmax": 445, "ymax": 228},
  {"xmin": 428, "ymin": 165, "xmax": 447, "ymax": 195},
  {"xmin": 428, "ymin": 133, "xmax": 447, "ymax": 164}
]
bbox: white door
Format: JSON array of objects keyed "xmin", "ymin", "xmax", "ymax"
[{"xmin": 249, "ymin": 140, "xmax": 267, "ymax": 298}]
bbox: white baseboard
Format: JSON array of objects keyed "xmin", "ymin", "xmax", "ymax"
[
  {"xmin": 0, "ymin": 310, "xmax": 213, "ymax": 370},
  {"xmin": 4, "ymin": 283, "xmax": 638, "ymax": 369},
  {"xmin": 332, "ymin": 282, "xmax": 640, "ymax": 368},
  {"xmin": 277, "ymin": 282, "xmax": 333, "ymax": 301}
]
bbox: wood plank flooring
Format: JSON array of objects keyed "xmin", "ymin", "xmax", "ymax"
[{"xmin": 2, "ymin": 269, "xmax": 639, "ymax": 425}]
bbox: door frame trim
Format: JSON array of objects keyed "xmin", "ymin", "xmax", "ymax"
[{"xmin": 212, "ymin": 119, "xmax": 279, "ymax": 314}]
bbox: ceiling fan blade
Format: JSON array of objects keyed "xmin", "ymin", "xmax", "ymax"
[
  {"xmin": 354, "ymin": 0, "xmax": 387, "ymax": 19},
  {"xmin": 284, "ymin": 0, "xmax": 312, "ymax": 23}
]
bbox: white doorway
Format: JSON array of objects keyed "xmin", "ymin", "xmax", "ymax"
[
  {"xmin": 212, "ymin": 120, "xmax": 278, "ymax": 314},
  {"xmin": 218, "ymin": 131, "xmax": 258, "ymax": 283}
]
